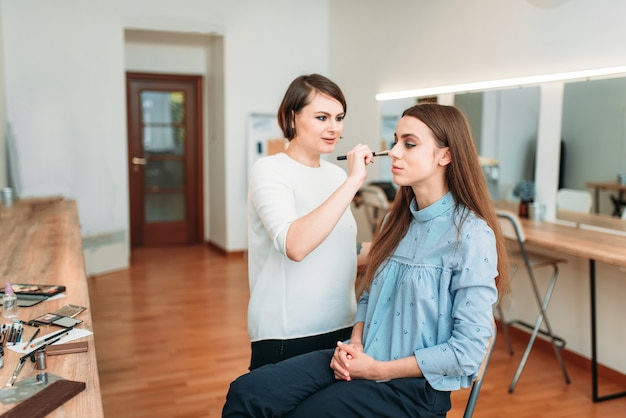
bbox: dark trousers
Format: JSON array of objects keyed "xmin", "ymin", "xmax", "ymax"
[
  {"xmin": 224, "ymin": 349, "xmax": 451, "ymax": 418},
  {"xmin": 249, "ymin": 327, "xmax": 352, "ymax": 371}
]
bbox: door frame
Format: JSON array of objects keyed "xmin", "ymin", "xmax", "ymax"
[{"xmin": 126, "ymin": 72, "xmax": 204, "ymax": 247}]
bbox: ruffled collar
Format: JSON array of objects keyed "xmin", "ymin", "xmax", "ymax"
[{"xmin": 410, "ymin": 191, "xmax": 454, "ymax": 222}]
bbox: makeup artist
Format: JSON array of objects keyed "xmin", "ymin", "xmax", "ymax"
[{"xmin": 246, "ymin": 73, "xmax": 374, "ymax": 370}]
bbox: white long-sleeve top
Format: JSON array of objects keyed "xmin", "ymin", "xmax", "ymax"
[{"xmin": 247, "ymin": 153, "xmax": 357, "ymax": 342}]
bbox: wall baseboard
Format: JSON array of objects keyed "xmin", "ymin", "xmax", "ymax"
[
  {"xmin": 206, "ymin": 241, "xmax": 246, "ymax": 259},
  {"xmin": 82, "ymin": 230, "xmax": 129, "ymax": 277}
]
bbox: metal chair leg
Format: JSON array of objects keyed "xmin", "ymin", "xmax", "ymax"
[
  {"xmin": 529, "ymin": 264, "xmax": 570, "ymax": 385},
  {"xmin": 508, "ymin": 264, "xmax": 570, "ymax": 392}
]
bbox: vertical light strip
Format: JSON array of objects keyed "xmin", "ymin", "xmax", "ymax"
[{"xmin": 621, "ymin": 109, "xmax": 626, "ymax": 173}]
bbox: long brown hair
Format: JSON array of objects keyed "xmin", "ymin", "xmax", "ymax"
[{"xmin": 362, "ymin": 103, "xmax": 510, "ymax": 295}]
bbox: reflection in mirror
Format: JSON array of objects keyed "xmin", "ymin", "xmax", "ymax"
[
  {"xmin": 562, "ymin": 77, "xmax": 626, "ymax": 217},
  {"xmin": 379, "ymin": 97, "xmax": 415, "ymax": 182},
  {"xmin": 454, "ymin": 87, "xmax": 540, "ymax": 202},
  {"xmin": 380, "ymin": 90, "xmax": 542, "ymax": 203},
  {"xmin": 379, "ymin": 77, "xmax": 626, "ymax": 229}
]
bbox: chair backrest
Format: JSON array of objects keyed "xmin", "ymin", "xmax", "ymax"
[
  {"xmin": 495, "ymin": 209, "xmax": 526, "ymax": 243},
  {"xmin": 358, "ymin": 185, "xmax": 390, "ymax": 233},
  {"xmin": 556, "ymin": 188, "xmax": 593, "ymax": 213},
  {"xmin": 495, "ymin": 209, "xmax": 537, "ymax": 276},
  {"xmin": 463, "ymin": 321, "xmax": 497, "ymax": 418}
]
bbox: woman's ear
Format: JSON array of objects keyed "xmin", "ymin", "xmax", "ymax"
[{"xmin": 438, "ymin": 147, "xmax": 452, "ymax": 167}]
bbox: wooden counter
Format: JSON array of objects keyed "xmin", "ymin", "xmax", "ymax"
[
  {"xmin": 0, "ymin": 198, "xmax": 103, "ymax": 417},
  {"xmin": 521, "ymin": 215, "xmax": 626, "ymax": 268}
]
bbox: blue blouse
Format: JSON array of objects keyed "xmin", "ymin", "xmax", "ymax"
[{"xmin": 354, "ymin": 192, "xmax": 498, "ymax": 391}]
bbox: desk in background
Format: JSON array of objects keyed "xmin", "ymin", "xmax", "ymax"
[
  {"xmin": 0, "ymin": 198, "xmax": 104, "ymax": 417},
  {"xmin": 586, "ymin": 181, "xmax": 626, "ymax": 216}
]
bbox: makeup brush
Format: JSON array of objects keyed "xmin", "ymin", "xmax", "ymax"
[{"xmin": 336, "ymin": 150, "xmax": 390, "ymax": 161}]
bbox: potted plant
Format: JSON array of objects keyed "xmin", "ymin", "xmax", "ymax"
[{"xmin": 513, "ymin": 180, "xmax": 535, "ymax": 218}]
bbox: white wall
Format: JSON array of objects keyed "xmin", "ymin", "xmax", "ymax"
[
  {"xmin": 0, "ymin": 0, "xmax": 330, "ymax": 271},
  {"xmin": 330, "ymin": 0, "xmax": 626, "ymax": 181}
]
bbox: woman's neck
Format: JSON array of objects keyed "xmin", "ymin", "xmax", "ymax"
[
  {"xmin": 412, "ymin": 182, "xmax": 449, "ymax": 210},
  {"xmin": 284, "ymin": 142, "xmax": 320, "ymax": 167}
]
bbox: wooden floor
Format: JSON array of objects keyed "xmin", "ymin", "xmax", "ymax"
[{"xmin": 88, "ymin": 245, "xmax": 626, "ymax": 417}]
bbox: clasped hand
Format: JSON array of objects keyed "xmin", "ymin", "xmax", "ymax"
[{"xmin": 330, "ymin": 341, "xmax": 375, "ymax": 381}]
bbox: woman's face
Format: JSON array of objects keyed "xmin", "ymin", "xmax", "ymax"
[
  {"xmin": 388, "ymin": 115, "xmax": 450, "ymax": 190},
  {"xmin": 292, "ymin": 92, "xmax": 344, "ymax": 155}
]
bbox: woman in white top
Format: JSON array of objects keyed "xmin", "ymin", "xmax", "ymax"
[{"xmin": 247, "ymin": 74, "xmax": 373, "ymax": 370}]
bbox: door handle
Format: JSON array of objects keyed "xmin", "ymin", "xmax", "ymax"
[{"xmin": 132, "ymin": 157, "xmax": 147, "ymax": 165}]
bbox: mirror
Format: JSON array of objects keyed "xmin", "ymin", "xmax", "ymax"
[
  {"xmin": 561, "ymin": 76, "xmax": 626, "ymax": 217},
  {"xmin": 379, "ymin": 97, "xmax": 416, "ymax": 183},
  {"xmin": 379, "ymin": 77, "xmax": 626, "ymax": 228},
  {"xmin": 454, "ymin": 86, "xmax": 541, "ymax": 201},
  {"xmin": 380, "ymin": 87, "xmax": 542, "ymax": 202}
]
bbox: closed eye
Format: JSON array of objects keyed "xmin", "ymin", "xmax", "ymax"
[{"xmin": 392, "ymin": 140, "xmax": 415, "ymax": 149}]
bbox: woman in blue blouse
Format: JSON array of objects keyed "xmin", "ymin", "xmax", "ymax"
[{"xmin": 223, "ymin": 103, "xmax": 510, "ymax": 418}]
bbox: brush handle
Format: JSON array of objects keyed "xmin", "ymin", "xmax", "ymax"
[{"xmin": 336, "ymin": 150, "xmax": 390, "ymax": 161}]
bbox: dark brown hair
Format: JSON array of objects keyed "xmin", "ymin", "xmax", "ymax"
[
  {"xmin": 363, "ymin": 103, "xmax": 510, "ymax": 295},
  {"xmin": 277, "ymin": 74, "xmax": 347, "ymax": 140}
]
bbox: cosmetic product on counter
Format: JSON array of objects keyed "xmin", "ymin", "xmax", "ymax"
[{"xmin": 2, "ymin": 282, "xmax": 18, "ymax": 319}]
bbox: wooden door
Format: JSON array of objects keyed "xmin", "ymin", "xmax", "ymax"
[{"xmin": 126, "ymin": 73, "xmax": 203, "ymax": 247}]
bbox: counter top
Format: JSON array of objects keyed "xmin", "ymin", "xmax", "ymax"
[{"xmin": 0, "ymin": 197, "xmax": 103, "ymax": 417}]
